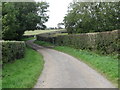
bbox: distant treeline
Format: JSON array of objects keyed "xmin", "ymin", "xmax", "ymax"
[{"xmin": 64, "ymin": 2, "xmax": 120, "ymax": 34}]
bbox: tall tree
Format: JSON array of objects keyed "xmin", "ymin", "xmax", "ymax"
[
  {"xmin": 64, "ymin": 2, "xmax": 120, "ymax": 34},
  {"xmin": 2, "ymin": 2, "xmax": 49, "ymax": 40},
  {"xmin": 0, "ymin": 2, "xmax": 2, "ymax": 40}
]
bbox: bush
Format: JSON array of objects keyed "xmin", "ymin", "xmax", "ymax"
[
  {"xmin": 1, "ymin": 41, "xmax": 26, "ymax": 63},
  {"xmin": 36, "ymin": 30, "xmax": 119, "ymax": 55}
]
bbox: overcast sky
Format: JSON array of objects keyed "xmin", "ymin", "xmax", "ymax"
[{"xmin": 35, "ymin": 0, "xmax": 73, "ymax": 28}]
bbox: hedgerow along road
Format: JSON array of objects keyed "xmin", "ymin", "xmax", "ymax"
[{"xmin": 27, "ymin": 40, "xmax": 115, "ymax": 88}]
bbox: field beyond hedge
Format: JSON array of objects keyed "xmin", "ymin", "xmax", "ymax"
[
  {"xmin": 2, "ymin": 47, "xmax": 44, "ymax": 88},
  {"xmin": 24, "ymin": 29, "xmax": 66, "ymax": 36}
]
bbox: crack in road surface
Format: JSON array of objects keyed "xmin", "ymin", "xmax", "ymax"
[{"xmin": 27, "ymin": 40, "xmax": 115, "ymax": 88}]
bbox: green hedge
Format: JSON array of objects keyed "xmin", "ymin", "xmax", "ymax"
[
  {"xmin": 37, "ymin": 30, "xmax": 119, "ymax": 55},
  {"xmin": 36, "ymin": 33, "xmax": 56, "ymax": 44},
  {"xmin": 1, "ymin": 41, "xmax": 26, "ymax": 63}
]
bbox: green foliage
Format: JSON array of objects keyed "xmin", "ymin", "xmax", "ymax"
[
  {"xmin": 21, "ymin": 37, "xmax": 35, "ymax": 41},
  {"xmin": 34, "ymin": 40, "xmax": 54, "ymax": 47},
  {"xmin": 2, "ymin": 2, "xmax": 49, "ymax": 40},
  {"xmin": 1, "ymin": 41, "xmax": 26, "ymax": 63},
  {"xmin": 54, "ymin": 46, "xmax": 118, "ymax": 86},
  {"xmin": 64, "ymin": 2, "xmax": 120, "ymax": 34},
  {"xmin": 95, "ymin": 31, "xmax": 118, "ymax": 54},
  {"xmin": 2, "ymin": 47, "xmax": 44, "ymax": 88},
  {"xmin": 36, "ymin": 34, "xmax": 56, "ymax": 44},
  {"xmin": 2, "ymin": 3, "xmax": 18, "ymax": 40},
  {"xmin": 36, "ymin": 30, "xmax": 119, "ymax": 55},
  {"xmin": 0, "ymin": 3, "xmax": 1, "ymax": 40},
  {"xmin": 56, "ymin": 30, "xmax": 119, "ymax": 55}
]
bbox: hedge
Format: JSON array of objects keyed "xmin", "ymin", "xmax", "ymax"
[
  {"xmin": 1, "ymin": 41, "xmax": 26, "ymax": 63},
  {"xmin": 36, "ymin": 30, "xmax": 119, "ymax": 55}
]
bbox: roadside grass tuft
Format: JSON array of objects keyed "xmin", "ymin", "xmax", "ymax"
[{"xmin": 2, "ymin": 47, "xmax": 44, "ymax": 88}]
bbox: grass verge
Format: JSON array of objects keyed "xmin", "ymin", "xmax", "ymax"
[
  {"xmin": 21, "ymin": 37, "xmax": 35, "ymax": 41},
  {"xmin": 34, "ymin": 40, "xmax": 118, "ymax": 87},
  {"xmin": 34, "ymin": 40, "xmax": 54, "ymax": 47},
  {"xmin": 2, "ymin": 47, "xmax": 44, "ymax": 88}
]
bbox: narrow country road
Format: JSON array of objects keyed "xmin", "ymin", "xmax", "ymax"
[{"xmin": 27, "ymin": 40, "xmax": 115, "ymax": 88}]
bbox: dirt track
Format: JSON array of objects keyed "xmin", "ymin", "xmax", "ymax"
[{"xmin": 27, "ymin": 40, "xmax": 115, "ymax": 88}]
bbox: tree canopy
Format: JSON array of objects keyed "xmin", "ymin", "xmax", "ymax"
[
  {"xmin": 64, "ymin": 2, "xmax": 120, "ymax": 34},
  {"xmin": 0, "ymin": 2, "xmax": 2, "ymax": 40},
  {"xmin": 2, "ymin": 2, "xmax": 49, "ymax": 40}
]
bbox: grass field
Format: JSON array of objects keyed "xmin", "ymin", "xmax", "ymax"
[
  {"xmin": 2, "ymin": 47, "xmax": 44, "ymax": 88},
  {"xmin": 24, "ymin": 29, "xmax": 66, "ymax": 36},
  {"xmin": 34, "ymin": 40, "xmax": 118, "ymax": 87}
]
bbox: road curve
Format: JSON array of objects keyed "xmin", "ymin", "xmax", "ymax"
[{"xmin": 27, "ymin": 40, "xmax": 115, "ymax": 88}]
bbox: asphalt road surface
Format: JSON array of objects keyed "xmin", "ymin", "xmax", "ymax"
[{"xmin": 27, "ymin": 40, "xmax": 115, "ymax": 88}]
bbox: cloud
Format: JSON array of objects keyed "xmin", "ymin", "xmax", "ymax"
[{"xmin": 35, "ymin": 0, "xmax": 73, "ymax": 28}]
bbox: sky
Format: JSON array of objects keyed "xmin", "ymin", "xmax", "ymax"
[{"xmin": 35, "ymin": 0, "xmax": 73, "ymax": 28}]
